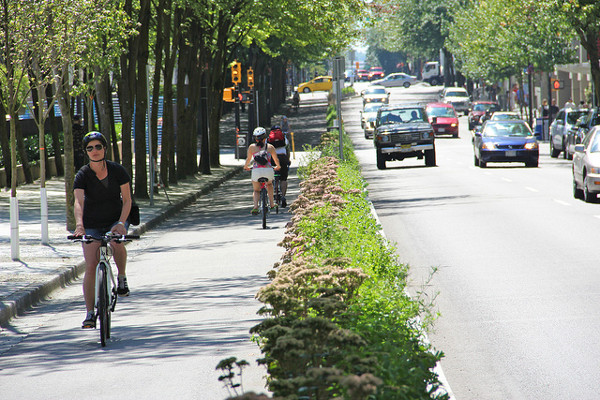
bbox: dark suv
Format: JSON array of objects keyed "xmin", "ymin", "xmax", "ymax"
[
  {"xmin": 373, "ymin": 105, "xmax": 436, "ymax": 169},
  {"xmin": 565, "ymin": 108, "xmax": 600, "ymax": 159}
]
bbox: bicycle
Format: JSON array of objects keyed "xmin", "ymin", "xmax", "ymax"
[
  {"xmin": 68, "ymin": 233, "xmax": 139, "ymax": 347},
  {"xmin": 273, "ymin": 171, "xmax": 281, "ymax": 214},
  {"xmin": 257, "ymin": 177, "xmax": 272, "ymax": 228}
]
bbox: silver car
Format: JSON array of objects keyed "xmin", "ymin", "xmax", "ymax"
[
  {"xmin": 360, "ymin": 103, "xmax": 384, "ymax": 139},
  {"xmin": 371, "ymin": 72, "xmax": 419, "ymax": 88},
  {"xmin": 573, "ymin": 126, "xmax": 600, "ymax": 203},
  {"xmin": 550, "ymin": 107, "xmax": 588, "ymax": 159}
]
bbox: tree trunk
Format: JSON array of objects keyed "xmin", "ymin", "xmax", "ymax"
[
  {"xmin": 15, "ymin": 114, "xmax": 32, "ymax": 184},
  {"xmin": 0, "ymin": 99, "xmax": 10, "ymax": 188},
  {"xmin": 94, "ymin": 69, "xmax": 114, "ymax": 161},
  {"xmin": 46, "ymin": 84, "xmax": 63, "ymax": 176}
]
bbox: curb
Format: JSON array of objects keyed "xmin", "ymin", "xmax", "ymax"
[{"xmin": 0, "ymin": 165, "xmax": 243, "ymax": 327}]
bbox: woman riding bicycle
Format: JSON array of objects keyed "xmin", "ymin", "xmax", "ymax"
[
  {"xmin": 244, "ymin": 127, "xmax": 281, "ymax": 215},
  {"xmin": 73, "ymin": 131, "xmax": 133, "ymax": 329}
]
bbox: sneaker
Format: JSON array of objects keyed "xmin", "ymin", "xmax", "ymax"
[
  {"xmin": 82, "ymin": 311, "xmax": 96, "ymax": 329},
  {"xmin": 117, "ymin": 276, "xmax": 130, "ymax": 297},
  {"xmin": 251, "ymin": 208, "xmax": 259, "ymax": 215},
  {"xmin": 281, "ymin": 196, "xmax": 287, "ymax": 208}
]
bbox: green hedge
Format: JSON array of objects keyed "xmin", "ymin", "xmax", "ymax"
[{"xmin": 238, "ymin": 126, "xmax": 447, "ymax": 399}]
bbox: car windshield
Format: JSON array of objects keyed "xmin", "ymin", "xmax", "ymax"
[
  {"xmin": 427, "ymin": 106, "xmax": 456, "ymax": 118},
  {"xmin": 590, "ymin": 132, "xmax": 600, "ymax": 152},
  {"xmin": 567, "ymin": 110, "xmax": 588, "ymax": 124},
  {"xmin": 491, "ymin": 113, "xmax": 520, "ymax": 121},
  {"xmin": 379, "ymin": 108, "xmax": 426, "ymax": 124},
  {"xmin": 445, "ymin": 91, "xmax": 467, "ymax": 97},
  {"xmin": 364, "ymin": 104, "xmax": 383, "ymax": 113},
  {"xmin": 483, "ymin": 122, "xmax": 532, "ymax": 137},
  {"xmin": 365, "ymin": 88, "xmax": 386, "ymax": 95},
  {"xmin": 473, "ymin": 103, "xmax": 498, "ymax": 112}
]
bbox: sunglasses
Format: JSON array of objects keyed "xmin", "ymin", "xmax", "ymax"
[{"xmin": 86, "ymin": 144, "xmax": 104, "ymax": 152}]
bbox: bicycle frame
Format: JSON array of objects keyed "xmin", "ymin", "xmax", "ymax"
[{"xmin": 95, "ymin": 241, "xmax": 117, "ymax": 314}]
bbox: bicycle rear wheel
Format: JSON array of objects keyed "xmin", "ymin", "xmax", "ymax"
[
  {"xmin": 261, "ymin": 188, "xmax": 268, "ymax": 229},
  {"xmin": 98, "ymin": 264, "xmax": 110, "ymax": 347}
]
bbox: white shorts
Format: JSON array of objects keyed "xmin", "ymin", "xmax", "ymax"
[{"xmin": 251, "ymin": 167, "xmax": 274, "ymax": 182}]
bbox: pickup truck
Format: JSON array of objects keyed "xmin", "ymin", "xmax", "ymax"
[{"xmin": 373, "ymin": 105, "xmax": 436, "ymax": 169}]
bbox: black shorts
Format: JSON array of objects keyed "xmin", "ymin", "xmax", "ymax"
[{"xmin": 275, "ymin": 153, "xmax": 289, "ymax": 181}]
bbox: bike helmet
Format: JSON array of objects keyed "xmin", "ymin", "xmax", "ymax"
[
  {"xmin": 82, "ymin": 131, "xmax": 108, "ymax": 150},
  {"xmin": 271, "ymin": 125, "xmax": 281, "ymax": 131},
  {"xmin": 253, "ymin": 127, "xmax": 267, "ymax": 141}
]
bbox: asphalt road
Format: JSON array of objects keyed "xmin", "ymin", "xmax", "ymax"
[{"xmin": 346, "ymin": 82, "xmax": 600, "ymax": 400}]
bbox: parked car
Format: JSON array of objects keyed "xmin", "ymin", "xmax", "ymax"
[
  {"xmin": 573, "ymin": 126, "xmax": 600, "ymax": 202},
  {"xmin": 360, "ymin": 103, "xmax": 384, "ymax": 139},
  {"xmin": 297, "ymin": 76, "xmax": 332, "ymax": 93},
  {"xmin": 426, "ymin": 102, "xmax": 459, "ymax": 138},
  {"xmin": 565, "ymin": 108, "xmax": 600, "ymax": 160},
  {"xmin": 368, "ymin": 66, "xmax": 385, "ymax": 81},
  {"xmin": 371, "ymin": 72, "xmax": 419, "ymax": 88},
  {"xmin": 344, "ymin": 69, "xmax": 356, "ymax": 82},
  {"xmin": 468, "ymin": 101, "xmax": 500, "ymax": 130},
  {"xmin": 356, "ymin": 69, "xmax": 369, "ymax": 81},
  {"xmin": 440, "ymin": 87, "xmax": 471, "ymax": 115},
  {"xmin": 473, "ymin": 120, "xmax": 539, "ymax": 168},
  {"xmin": 549, "ymin": 107, "xmax": 588, "ymax": 158},
  {"xmin": 361, "ymin": 87, "xmax": 390, "ymax": 106},
  {"xmin": 373, "ymin": 104, "xmax": 436, "ymax": 169}
]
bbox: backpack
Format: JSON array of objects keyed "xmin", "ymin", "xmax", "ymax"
[
  {"xmin": 268, "ymin": 127, "xmax": 286, "ymax": 148},
  {"xmin": 253, "ymin": 146, "xmax": 270, "ymax": 166}
]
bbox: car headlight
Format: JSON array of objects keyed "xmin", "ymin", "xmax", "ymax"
[
  {"xmin": 524, "ymin": 142, "xmax": 539, "ymax": 150},
  {"xmin": 589, "ymin": 167, "xmax": 600, "ymax": 174},
  {"xmin": 376, "ymin": 133, "xmax": 391, "ymax": 143},
  {"xmin": 482, "ymin": 142, "xmax": 496, "ymax": 150},
  {"xmin": 421, "ymin": 131, "xmax": 434, "ymax": 139},
  {"xmin": 451, "ymin": 123, "xmax": 457, "ymax": 127}
]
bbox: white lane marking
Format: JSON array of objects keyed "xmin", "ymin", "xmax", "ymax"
[
  {"xmin": 554, "ymin": 199, "xmax": 571, "ymax": 206},
  {"xmin": 502, "ymin": 177, "xmax": 512, "ymax": 182},
  {"xmin": 525, "ymin": 187, "xmax": 539, "ymax": 192},
  {"xmin": 594, "ymin": 215, "xmax": 600, "ymax": 220}
]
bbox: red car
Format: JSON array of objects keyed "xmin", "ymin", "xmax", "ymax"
[
  {"xmin": 356, "ymin": 69, "xmax": 369, "ymax": 81},
  {"xmin": 468, "ymin": 101, "xmax": 500, "ymax": 130},
  {"xmin": 368, "ymin": 66, "xmax": 384, "ymax": 81},
  {"xmin": 426, "ymin": 102, "xmax": 459, "ymax": 138}
]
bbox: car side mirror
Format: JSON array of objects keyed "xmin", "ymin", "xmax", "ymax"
[
  {"xmin": 474, "ymin": 131, "xmax": 482, "ymax": 137},
  {"xmin": 574, "ymin": 144, "xmax": 585, "ymax": 153}
]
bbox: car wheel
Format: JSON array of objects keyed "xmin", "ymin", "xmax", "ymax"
[
  {"xmin": 302, "ymin": 87, "xmax": 311, "ymax": 93},
  {"xmin": 573, "ymin": 176, "xmax": 584, "ymax": 200},
  {"xmin": 430, "ymin": 78, "xmax": 439, "ymax": 86},
  {"xmin": 403, "ymin": 82, "xmax": 410, "ymax": 88},
  {"xmin": 584, "ymin": 175, "xmax": 597, "ymax": 203},
  {"xmin": 550, "ymin": 140, "xmax": 560, "ymax": 158},
  {"xmin": 474, "ymin": 154, "xmax": 479, "ymax": 167},
  {"xmin": 563, "ymin": 140, "xmax": 569, "ymax": 159},
  {"xmin": 479, "ymin": 160, "xmax": 487, "ymax": 168},
  {"xmin": 525, "ymin": 160, "xmax": 538, "ymax": 168},
  {"xmin": 376, "ymin": 149, "xmax": 386, "ymax": 170},
  {"xmin": 425, "ymin": 148, "xmax": 436, "ymax": 167},
  {"xmin": 468, "ymin": 123, "xmax": 473, "ymax": 130},
  {"xmin": 453, "ymin": 133, "xmax": 459, "ymax": 138}
]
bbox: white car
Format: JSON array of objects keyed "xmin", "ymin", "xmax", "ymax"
[
  {"xmin": 371, "ymin": 72, "xmax": 419, "ymax": 88},
  {"xmin": 440, "ymin": 87, "xmax": 471, "ymax": 115},
  {"xmin": 360, "ymin": 103, "xmax": 384, "ymax": 139},
  {"xmin": 573, "ymin": 125, "xmax": 600, "ymax": 203}
]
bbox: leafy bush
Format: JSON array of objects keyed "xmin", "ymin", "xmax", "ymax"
[{"xmin": 249, "ymin": 128, "xmax": 447, "ymax": 399}]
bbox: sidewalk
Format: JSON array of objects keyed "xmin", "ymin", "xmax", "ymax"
[{"xmin": 0, "ymin": 93, "xmax": 330, "ymax": 329}]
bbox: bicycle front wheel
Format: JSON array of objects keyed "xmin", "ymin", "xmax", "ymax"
[
  {"xmin": 261, "ymin": 188, "xmax": 268, "ymax": 229},
  {"xmin": 98, "ymin": 264, "xmax": 110, "ymax": 347}
]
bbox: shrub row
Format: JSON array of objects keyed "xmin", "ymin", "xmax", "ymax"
[{"xmin": 220, "ymin": 118, "xmax": 446, "ymax": 400}]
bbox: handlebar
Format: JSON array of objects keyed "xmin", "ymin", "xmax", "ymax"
[{"xmin": 68, "ymin": 234, "xmax": 140, "ymax": 243}]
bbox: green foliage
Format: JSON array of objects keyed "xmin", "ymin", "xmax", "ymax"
[
  {"xmin": 251, "ymin": 127, "xmax": 447, "ymax": 399},
  {"xmin": 447, "ymin": 0, "xmax": 577, "ymax": 80}
]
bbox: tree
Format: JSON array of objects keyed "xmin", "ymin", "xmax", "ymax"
[{"xmin": 555, "ymin": 0, "xmax": 600, "ymax": 105}]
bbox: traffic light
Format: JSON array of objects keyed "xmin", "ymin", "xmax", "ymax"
[
  {"xmin": 231, "ymin": 61, "xmax": 241, "ymax": 85},
  {"xmin": 247, "ymin": 67, "xmax": 254, "ymax": 88},
  {"xmin": 223, "ymin": 87, "xmax": 235, "ymax": 102}
]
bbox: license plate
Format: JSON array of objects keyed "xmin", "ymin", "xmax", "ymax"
[
  {"xmin": 401, "ymin": 144, "xmax": 411, "ymax": 149},
  {"xmin": 506, "ymin": 150, "xmax": 517, "ymax": 157},
  {"xmin": 438, "ymin": 128, "xmax": 445, "ymax": 132}
]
